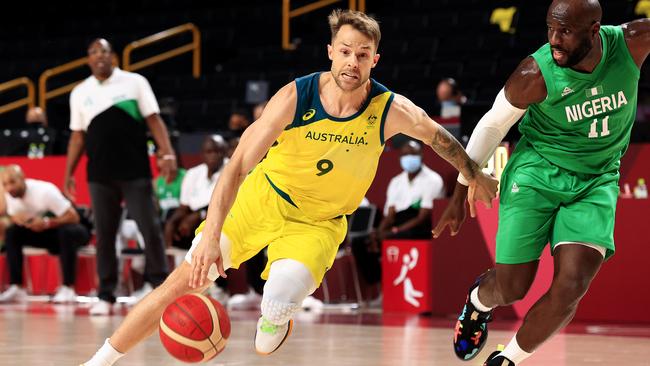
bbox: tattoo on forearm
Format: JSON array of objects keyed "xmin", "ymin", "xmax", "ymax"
[{"xmin": 429, "ymin": 126, "xmax": 477, "ymax": 180}]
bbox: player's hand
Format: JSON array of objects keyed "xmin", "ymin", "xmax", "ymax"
[
  {"xmin": 432, "ymin": 183, "xmax": 467, "ymax": 238},
  {"xmin": 159, "ymin": 156, "xmax": 178, "ymax": 184},
  {"xmin": 63, "ymin": 176, "xmax": 77, "ymax": 202},
  {"xmin": 467, "ymin": 172, "xmax": 499, "ymax": 218},
  {"xmin": 189, "ymin": 234, "xmax": 226, "ymax": 289}
]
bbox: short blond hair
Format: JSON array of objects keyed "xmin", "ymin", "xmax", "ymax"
[{"xmin": 328, "ymin": 9, "xmax": 381, "ymax": 50}]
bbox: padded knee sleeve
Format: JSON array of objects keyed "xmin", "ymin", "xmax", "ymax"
[{"xmin": 261, "ymin": 259, "xmax": 316, "ymax": 325}]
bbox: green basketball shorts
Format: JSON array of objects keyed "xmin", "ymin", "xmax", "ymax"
[{"xmin": 495, "ymin": 143, "xmax": 618, "ymax": 264}]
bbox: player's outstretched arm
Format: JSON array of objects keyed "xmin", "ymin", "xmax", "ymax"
[
  {"xmin": 432, "ymin": 57, "xmax": 546, "ymax": 237},
  {"xmin": 622, "ymin": 18, "xmax": 650, "ymax": 68},
  {"xmin": 189, "ymin": 82, "xmax": 296, "ymax": 287},
  {"xmin": 384, "ymin": 94, "xmax": 498, "ymax": 219}
]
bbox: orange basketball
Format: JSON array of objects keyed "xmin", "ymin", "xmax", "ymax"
[{"xmin": 159, "ymin": 293, "xmax": 231, "ymax": 363}]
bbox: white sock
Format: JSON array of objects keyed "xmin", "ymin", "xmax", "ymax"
[
  {"xmin": 470, "ymin": 286, "xmax": 493, "ymax": 312},
  {"xmin": 500, "ymin": 335, "xmax": 532, "ymax": 364},
  {"xmin": 83, "ymin": 338, "xmax": 124, "ymax": 366}
]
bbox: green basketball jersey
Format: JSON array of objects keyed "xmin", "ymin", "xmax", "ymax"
[
  {"xmin": 155, "ymin": 168, "xmax": 186, "ymax": 214},
  {"xmin": 519, "ymin": 25, "xmax": 639, "ymax": 175}
]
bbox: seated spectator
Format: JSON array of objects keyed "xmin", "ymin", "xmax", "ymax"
[
  {"xmin": 0, "ymin": 165, "xmax": 90, "ymax": 303},
  {"xmin": 377, "ymin": 140, "xmax": 445, "ymax": 240},
  {"xmin": 164, "ymin": 135, "xmax": 227, "ymax": 250},
  {"xmin": 436, "ymin": 77, "xmax": 467, "ymax": 118},
  {"xmin": 154, "ymin": 154, "xmax": 187, "ymax": 224},
  {"xmin": 225, "ymin": 109, "xmax": 251, "ymax": 138}
]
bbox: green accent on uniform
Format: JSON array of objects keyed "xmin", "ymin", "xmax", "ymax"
[
  {"xmin": 264, "ymin": 174, "xmax": 298, "ymax": 208},
  {"xmin": 380, "ymin": 93, "xmax": 394, "ymax": 145},
  {"xmin": 523, "ymin": 25, "xmax": 639, "ymax": 175},
  {"xmin": 114, "ymin": 99, "xmax": 144, "ymax": 121},
  {"xmin": 409, "ymin": 198, "xmax": 422, "ymax": 210},
  {"xmin": 496, "ymin": 143, "xmax": 617, "ymax": 263}
]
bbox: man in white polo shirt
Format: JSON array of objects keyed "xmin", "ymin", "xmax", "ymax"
[
  {"xmin": 164, "ymin": 135, "xmax": 227, "ymax": 250},
  {"xmin": 0, "ymin": 165, "xmax": 89, "ymax": 303},
  {"xmin": 63, "ymin": 38, "xmax": 175, "ymax": 315},
  {"xmin": 378, "ymin": 140, "xmax": 445, "ymax": 240}
]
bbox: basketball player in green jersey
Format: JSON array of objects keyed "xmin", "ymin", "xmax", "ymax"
[{"xmin": 434, "ymin": 1, "xmax": 650, "ymax": 365}]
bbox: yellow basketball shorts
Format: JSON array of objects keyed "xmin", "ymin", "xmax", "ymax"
[{"xmin": 193, "ymin": 166, "xmax": 347, "ymax": 285}]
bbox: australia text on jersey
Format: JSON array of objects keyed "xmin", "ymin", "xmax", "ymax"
[
  {"xmin": 565, "ymin": 90, "xmax": 629, "ymax": 123},
  {"xmin": 304, "ymin": 130, "xmax": 369, "ymax": 145}
]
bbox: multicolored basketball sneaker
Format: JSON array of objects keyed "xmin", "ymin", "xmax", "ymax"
[
  {"xmin": 453, "ymin": 281, "xmax": 493, "ymax": 360},
  {"xmin": 483, "ymin": 350, "xmax": 516, "ymax": 366}
]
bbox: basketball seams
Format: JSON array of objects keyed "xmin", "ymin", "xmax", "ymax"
[
  {"xmin": 159, "ymin": 293, "xmax": 229, "ymax": 362},
  {"xmin": 194, "ymin": 293, "xmax": 228, "ymax": 352},
  {"xmin": 172, "ymin": 298, "xmax": 219, "ymax": 351},
  {"xmin": 159, "ymin": 318, "xmax": 212, "ymax": 361}
]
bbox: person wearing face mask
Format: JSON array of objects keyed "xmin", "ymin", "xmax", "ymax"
[{"xmin": 376, "ymin": 140, "xmax": 445, "ymax": 241}]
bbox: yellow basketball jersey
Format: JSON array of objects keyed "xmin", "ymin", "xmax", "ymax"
[{"xmin": 259, "ymin": 72, "xmax": 394, "ymax": 221}]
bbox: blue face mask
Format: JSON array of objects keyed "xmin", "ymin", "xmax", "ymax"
[{"xmin": 400, "ymin": 154, "xmax": 422, "ymax": 173}]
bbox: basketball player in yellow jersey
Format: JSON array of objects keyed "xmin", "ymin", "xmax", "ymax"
[{"xmin": 81, "ymin": 10, "xmax": 498, "ymax": 365}]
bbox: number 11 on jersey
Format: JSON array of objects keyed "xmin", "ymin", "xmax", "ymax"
[{"xmin": 588, "ymin": 116, "xmax": 610, "ymax": 138}]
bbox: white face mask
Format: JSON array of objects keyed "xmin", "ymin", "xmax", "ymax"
[{"xmin": 400, "ymin": 154, "xmax": 422, "ymax": 173}]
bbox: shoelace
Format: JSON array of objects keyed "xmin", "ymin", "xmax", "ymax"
[{"xmin": 259, "ymin": 318, "xmax": 279, "ymax": 334}]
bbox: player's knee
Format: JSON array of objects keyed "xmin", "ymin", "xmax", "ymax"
[
  {"xmin": 550, "ymin": 274, "xmax": 592, "ymax": 308},
  {"xmin": 160, "ymin": 264, "xmax": 193, "ymax": 295},
  {"xmin": 496, "ymin": 281, "xmax": 529, "ymax": 305},
  {"xmin": 260, "ymin": 259, "xmax": 316, "ymax": 325}
]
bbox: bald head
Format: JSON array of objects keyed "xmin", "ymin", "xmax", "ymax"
[
  {"xmin": 1, "ymin": 165, "xmax": 26, "ymax": 198},
  {"xmin": 549, "ymin": 0, "xmax": 601, "ymax": 26}
]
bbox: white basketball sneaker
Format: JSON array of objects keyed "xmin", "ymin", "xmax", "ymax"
[
  {"xmin": 52, "ymin": 285, "xmax": 77, "ymax": 303},
  {"xmin": 254, "ymin": 317, "xmax": 293, "ymax": 355},
  {"xmin": 0, "ymin": 285, "xmax": 28, "ymax": 303},
  {"xmin": 89, "ymin": 300, "xmax": 112, "ymax": 316}
]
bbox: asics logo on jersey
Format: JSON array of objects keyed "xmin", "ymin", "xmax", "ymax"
[
  {"xmin": 561, "ymin": 86, "xmax": 574, "ymax": 97},
  {"xmin": 302, "ymin": 109, "xmax": 316, "ymax": 121}
]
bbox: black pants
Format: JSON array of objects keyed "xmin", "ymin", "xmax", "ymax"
[
  {"xmin": 351, "ymin": 235, "xmax": 382, "ymax": 285},
  {"xmin": 89, "ymin": 179, "xmax": 169, "ymax": 303},
  {"xmin": 5, "ymin": 224, "xmax": 89, "ymax": 286}
]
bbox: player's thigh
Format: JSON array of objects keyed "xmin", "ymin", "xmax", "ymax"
[
  {"xmin": 265, "ymin": 216, "xmax": 347, "ymax": 288},
  {"xmin": 551, "ymin": 177, "xmax": 618, "ymax": 259},
  {"xmin": 496, "ymin": 165, "xmax": 560, "ymax": 264}
]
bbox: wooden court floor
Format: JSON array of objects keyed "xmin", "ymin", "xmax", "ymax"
[{"xmin": 0, "ymin": 304, "xmax": 649, "ymax": 365}]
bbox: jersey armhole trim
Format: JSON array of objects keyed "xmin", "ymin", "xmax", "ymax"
[{"xmin": 380, "ymin": 93, "xmax": 395, "ymax": 145}]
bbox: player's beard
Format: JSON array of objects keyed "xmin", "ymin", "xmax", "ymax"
[
  {"xmin": 332, "ymin": 67, "xmax": 366, "ymax": 92},
  {"xmin": 553, "ymin": 36, "xmax": 593, "ymax": 68}
]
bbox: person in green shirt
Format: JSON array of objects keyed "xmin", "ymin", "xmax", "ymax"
[
  {"xmin": 154, "ymin": 156, "xmax": 186, "ymax": 224},
  {"xmin": 434, "ymin": 1, "xmax": 650, "ymax": 365}
]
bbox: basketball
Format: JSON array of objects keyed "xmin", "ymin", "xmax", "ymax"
[{"xmin": 159, "ymin": 293, "xmax": 231, "ymax": 363}]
